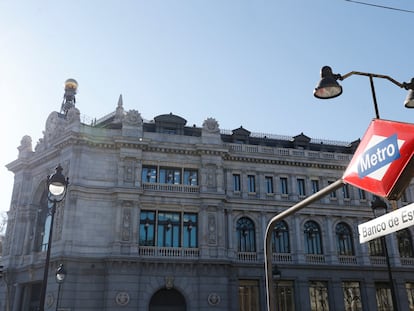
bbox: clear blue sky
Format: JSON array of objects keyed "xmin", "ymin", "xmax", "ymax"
[{"xmin": 1, "ymin": 0, "xmax": 414, "ymax": 215}]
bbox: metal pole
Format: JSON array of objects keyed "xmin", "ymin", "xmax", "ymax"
[
  {"xmin": 56, "ymin": 282, "xmax": 62, "ymax": 311},
  {"xmin": 39, "ymin": 201, "xmax": 56, "ymax": 311},
  {"xmin": 369, "ymin": 75, "xmax": 380, "ymax": 119},
  {"xmin": 382, "ymin": 236, "xmax": 399, "ymax": 311},
  {"xmin": 265, "ymin": 179, "xmax": 344, "ymax": 311}
]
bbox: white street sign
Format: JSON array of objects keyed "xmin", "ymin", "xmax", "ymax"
[{"xmin": 358, "ymin": 202, "xmax": 414, "ymax": 243}]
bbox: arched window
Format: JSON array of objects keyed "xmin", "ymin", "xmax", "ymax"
[
  {"xmin": 237, "ymin": 217, "xmax": 256, "ymax": 252},
  {"xmin": 336, "ymin": 222, "xmax": 354, "ymax": 256},
  {"xmin": 304, "ymin": 221, "xmax": 323, "ymax": 254},
  {"xmin": 272, "ymin": 221, "xmax": 290, "ymax": 253},
  {"xmin": 397, "ymin": 229, "xmax": 414, "ymax": 258}
]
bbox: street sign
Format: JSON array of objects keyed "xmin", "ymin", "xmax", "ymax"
[
  {"xmin": 358, "ymin": 202, "xmax": 414, "ymax": 243},
  {"xmin": 343, "ymin": 119, "xmax": 414, "ymax": 200}
]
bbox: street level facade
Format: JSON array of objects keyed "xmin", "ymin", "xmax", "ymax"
[{"xmin": 1, "ymin": 95, "xmax": 414, "ymax": 311}]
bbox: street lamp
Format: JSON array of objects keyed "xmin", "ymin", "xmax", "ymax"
[
  {"xmin": 55, "ymin": 264, "xmax": 66, "ymax": 311},
  {"xmin": 371, "ymin": 197, "xmax": 399, "ymax": 311},
  {"xmin": 313, "ymin": 66, "xmax": 414, "ymax": 118},
  {"xmin": 39, "ymin": 165, "xmax": 69, "ymax": 311}
]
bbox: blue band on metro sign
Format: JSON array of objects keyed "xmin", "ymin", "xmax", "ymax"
[
  {"xmin": 358, "ymin": 134, "xmax": 400, "ymax": 178},
  {"xmin": 343, "ymin": 119, "xmax": 414, "ymax": 200}
]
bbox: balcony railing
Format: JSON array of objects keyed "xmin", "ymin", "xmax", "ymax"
[
  {"xmin": 138, "ymin": 246, "xmax": 199, "ymax": 258},
  {"xmin": 224, "ymin": 143, "xmax": 352, "ymax": 161},
  {"xmin": 338, "ymin": 255, "xmax": 357, "ymax": 265},
  {"xmin": 237, "ymin": 252, "xmax": 258, "ymax": 262},
  {"xmin": 142, "ymin": 182, "xmax": 199, "ymax": 193},
  {"xmin": 369, "ymin": 256, "xmax": 386, "ymax": 265},
  {"xmin": 305, "ymin": 254, "xmax": 326, "ymax": 264},
  {"xmin": 272, "ymin": 253, "xmax": 292, "ymax": 263}
]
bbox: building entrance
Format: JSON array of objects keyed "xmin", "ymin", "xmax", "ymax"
[{"xmin": 149, "ymin": 288, "xmax": 186, "ymax": 311}]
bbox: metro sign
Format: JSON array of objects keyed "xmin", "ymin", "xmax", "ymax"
[{"xmin": 343, "ymin": 119, "xmax": 414, "ymax": 200}]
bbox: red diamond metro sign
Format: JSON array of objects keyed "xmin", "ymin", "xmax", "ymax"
[{"xmin": 343, "ymin": 119, "xmax": 414, "ymax": 200}]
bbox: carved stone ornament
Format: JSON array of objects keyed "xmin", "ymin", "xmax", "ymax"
[
  {"xmin": 66, "ymin": 107, "xmax": 81, "ymax": 124},
  {"xmin": 165, "ymin": 276, "xmax": 174, "ymax": 290},
  {"xmin": 115, "ymin": 291, "xmax": 130, "ymax": 306},
  {"xmin": 207, "ymin": 292, "xmax": 221, "ymax": 306},
  {"xmin": 202, "ymin": 117, "xmax": 219, "ymax": 133},
  {"xmin": 46, "ymin": 292, "xmax": 54, "ymax": 307},
  {"xmin": 124, "ymin": 110, "xmax": 142, "ymax": 126}
]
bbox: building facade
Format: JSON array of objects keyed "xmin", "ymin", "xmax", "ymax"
[{"xmin": 1, "ymin": 90, "xmax": 414, "ymax": 311}]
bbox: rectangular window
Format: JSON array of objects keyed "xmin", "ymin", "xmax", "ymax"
[
  {"xmin": 280, "ymin": 177, "xmax": 288, "ymax": 195},
  {"xmin": 265, "ymin": 176, "xmax": 274, "ymax": 194},
  {"xmin": 233, "ymin": 174, "xmax": 241, "ymax": 192},
  {"xmin": 406, "ymin": 282, "xmax": 414, "ymax": 311},
  {"xmin": 358, "ymin": 188, "xmax": 366, "ymax": 200},
  {"xmin": 328, "ymin": 181, "xmax": 337, "ymax": 198},
  {"xmin": 276, "ymin": 281, "xmax": 295, "ymax": 311},
  {"xmin": 375, "ymin": 282, "xmax": 393, "ymax": 311},
  {"xmin": 238, "ymin": 280, "xmax": 260, "ymax": 311},
  {"xmin": 309, "ymin": 281, "xmax": 329, "ymax": 311},
  {"xmin": 311, "ymin": 179, "xmax": 319, "ymax": 194},
  {"xmin": 142, "ymin": 166, "xmax": 157, "ymax": 183},
  {"xmin": 247, "ymin": 175, "xmax": 256, "ymax": 193},
  {"xmin": 160, "ymin": 167, "xmax": 181, "ymax": 184},
  {"xmin": 297, "ymin": 178, "xmax": 306, "ymax": 196},
  {"xmin": 139, "ymin": 210, "xmax": 156, "ymax": 246},
  {"xmin": 139, "ymin": 210, "xmax": 198, "ymax": 248},
  {"xmin": 342, "ymin": 184, "xmax": 350, "ymax": 199},
  {"xmin": 183, "ymin": 169, "xmax": 198, "ymax": 186},
  {"xmin": 342, "ymin": 282, "xmax": 362, "ymax": 311}
]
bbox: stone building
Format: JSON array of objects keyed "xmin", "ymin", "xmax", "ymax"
[{"xmin": 1, "ymin": 83, "xmax": 414, "ymax": 311}]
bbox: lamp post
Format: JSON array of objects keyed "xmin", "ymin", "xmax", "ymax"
[
  {"xmin": 55, "ymin": 264, "xmax": 66, "ymax": 311},
  {"xmin": 39, "ymin": 165, "xmax": 69, "ymax": 311},
  {"xmin": 313, "ymin": 66, "xmax": 414, "ymax": 118},
  {"xmin": 265, "ymin": 179, "xmax": 344, "ymax": 311},
  {"xmin": 371, "ymin": 197, "xmax": 399, "ymax": 311}
]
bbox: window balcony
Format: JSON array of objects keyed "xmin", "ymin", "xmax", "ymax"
[
  {"xmin": 237, "ymin": 251, "xmax": 258, "ymax": 262},
  {"xmin": 305, "ymin": 254, "xmax": 326, "ymax": 264},
  {"xmin": 138, "ymin": 246, "xmax": 199, "ymax": 258},
  {"xmin": 338, "ymin": 255, "xmax": 357, "ymax": 265},
  {"xmin": 142, "ymin": 182, "xmax": 199, "ymax": 193}
]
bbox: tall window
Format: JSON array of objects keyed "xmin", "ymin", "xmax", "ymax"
[
  {"xmin": 238, "ymin": 280, "xmax": 260, "ymax": 311},
  {"xmin": 157, "ymin": 211, "xmax": 181, "ymax": 247},
  {"xmin": 280, "ymin": 177, "xmax": 288, "ymax": 195},
  {"xmin": 397, "ymin": 229, "xmax": 414, "ymax": 258},
  {"xmin": 311, "ymin": 179, "xmax": 319, "ymax": 194},
  {"xmin": 160, "ymin": 167, "xmax": 181, "ymax": 184},
  {"xmin": 142, "ymin": 166, "xmax": 157, "ymax": 183},
  {"xmin": 304, "ymin": 221, "xmax": 323, "ymax": 254},
  {"xmin": 342, "ymin": 282, "xmax": 362, "ymax": 311},
  {"xmin": 139, "ymin": 210, "xmax": 155, "ymax": 246},
  {"xmin": 272, "ymin": 221, "xmax": 290, "ymax": 253},
  {"xmin": 406, "ymin": 283, "xmax": 414, "ymax": 311},
  {"xmin": 369, "ymin": 238, "xmax": 385, "ymax": 256},
  {"xmin": 183, "ymin": 169, "xmax": 198, "ymax": 186},
  {"xmin": 336, "ymin": 222, "xmax": 354, "ymax": 256},
  {"xmin": 375, "ymin": 282, "xmax": 393, "ymax": 311},
  {"xmin": 233, "ymin": 174, "xmax": 241, "ymax": 192},
  {"xmin": 183, "ymin": 213, "xmax": 197, "ymax": 248},
  {"xmin": 265, "ymin": 176, "xmax": 274, "ymax": 194},
  {"xmin": 358, "ymin": 188, "xmax": 366, "ymax": 200},
  {"xmin": 276, "ymin": 281, "xmax": 295, "ymax": 311},
  {"xmin": 342, "ymin": 184, "xmax": 350, "ymax": 199},
  {"xmin": 297, "ymin": 178, "xmax": 306, "ymax": 196},
  {"xmin": 309, "ymin": 281, "xmax": 329, "ymax": 311},
  {"xmin": 139, "ymin": 210, "xmax": 198, "ymax": 248},
  {"xmin": 36, "ymin": 193, "xmax": 52, "ymax": 252},
  {"xmin": 328, "ymin": 181, "xmax": 337, "ymax": 198},
  {"xmin": 247, "ymin": 175, "xmax": 256, "ymax": 193},
  {"xmin": 237, "ymin": 217, "xmax": 256, "ymax": 252}
]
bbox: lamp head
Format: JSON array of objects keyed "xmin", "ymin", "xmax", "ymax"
[
  {"xmin": 314, "ymin": 66, "xmax": 343, "ymax": 99},
  {"xmin": 404, "ymin": 78, "xmax": 414, "ymax": 108},
  {"xmin": 47, "ymin": 165, "xmax": 68, "ymax": 197},
  {"xmin": 55, "ymin": 264, "xmax": 67, "ymax": 283}
]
